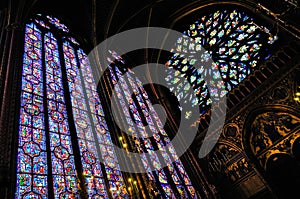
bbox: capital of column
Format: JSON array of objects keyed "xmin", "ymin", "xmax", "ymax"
[{"xmin": 5, "ymin": 22, "xmax": 23, "ymax": 31}]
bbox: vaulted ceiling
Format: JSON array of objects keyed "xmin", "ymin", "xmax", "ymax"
[
  {"xmin": 3, "ymin": 0, "xmax": 299, "ymax": 54},
  {"xmin": 29, "ymin": 0, "xmax": 197, "ymax": 52}
]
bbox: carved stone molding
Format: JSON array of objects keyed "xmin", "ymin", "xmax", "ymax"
[{"xmin": 5, "ymin": 22, "xmax": 23, "ymax": 31}]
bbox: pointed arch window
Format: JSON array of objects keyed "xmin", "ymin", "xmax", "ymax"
[
  {"xmin": 15, "ymin": 14, "xmax": 128, "ymax": 198},
  {"xmin": 107, "ymin": 54, "xmax": 199, "ymax": 198},
  {"xmin": 165, "ymin": 9, "xmax": 278, "ymax": 114}
]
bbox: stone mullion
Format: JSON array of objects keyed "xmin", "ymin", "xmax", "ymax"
[
  {"xmin": 0, "ymin": 8, "xmax": 8, "ymax": 103},
  {"xmin": 0, "ymin": 23, "xmax": 26, "ymax": 199},
  {"xmin": 0, "ymin": 1, "xmax": 30, "ymax": 198}
]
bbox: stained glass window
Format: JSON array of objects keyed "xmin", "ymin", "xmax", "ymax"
[
  {"xmin": 108, "ymin": 54, "xmax": 199, "ymax": 198},
  {"xmin": 165, "ymin": 9, "xmax": 278, "ymax": 114},
  {"xmin": 15, "ymin": 15, "xmax": 128, "ymax": 198}
]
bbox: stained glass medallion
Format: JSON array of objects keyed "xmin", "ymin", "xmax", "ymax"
[
  {"xmin": 15, "ymin": 8, "xmax": 278, "ymax": 199},
  {"xmin": 16, "ymin": 15, "xmax": 128, "ymax": 199},
  {"xmin": 165, "ymin": 9, "xmax": 278, "ymax": 114}
]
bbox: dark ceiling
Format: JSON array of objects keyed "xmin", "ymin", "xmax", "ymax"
[
  {"xmin": 2, "ymin": 0, "xmax": 299, "ymax": 61},
  {"xmin": 0, "ymin": 0, "xmax": 298, "ymax": 52},
  {"xmin": 29, "ymin": 0, "xmax": 197, "ymax": 52}
]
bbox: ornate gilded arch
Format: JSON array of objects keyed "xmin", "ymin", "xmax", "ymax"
[{"xmin": 243, "ymin": 105, "xmax": 300, "ymax": 171}]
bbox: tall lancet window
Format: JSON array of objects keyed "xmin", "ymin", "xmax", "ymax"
[
  {"xmin": 107, "ymin": 55, "xmax": 199, "ymax": 198},
  {"xmin": 165, "ymin": 9, "xmax": 278, "ymax": 115},
  {"xmin": 15, "ymin": 14, "xmax": 128, "ymax": 198}
]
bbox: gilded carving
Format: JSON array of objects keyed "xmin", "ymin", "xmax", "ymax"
[
  {"xmin": 208, "ymin": 144, "xmax": 240, "ymax": 173},
  {"xmin": 257, "ymin": 131, "xmax": 300, "ymax": 170},
  {"xmin": 218, "ymin": 122, "xmax": 244, "ymax": 149},
  {"xmin": 225, "ymin": 158, "xmax": 251, "ymax": 183},
  {"xmin": 271, "ymin": 86, "xmax": 289, "ymax": 102},
  {"xmin": 250, "ymin": 111, "xmax": 300, "ymax": 156}
]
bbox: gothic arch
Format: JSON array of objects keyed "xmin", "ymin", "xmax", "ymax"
[
  {"xmin": 243, "ymin": 105, "xmax": 300, "ymax": 168},
  {"xmin": 243, "ymin": 105, "xmax": 300, "ymax": 198},
  {"xmin": 204, "ymin": 142, "xmax": 253, "ymax": 198},
  {"xmin": 1, "ymin": 1, "xmax": 300, "ymax": 198}
]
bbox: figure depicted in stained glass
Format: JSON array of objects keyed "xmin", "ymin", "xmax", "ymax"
[{"xmin": 16, "ymin": 15, "xmax": 128, "ymax": 199}]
